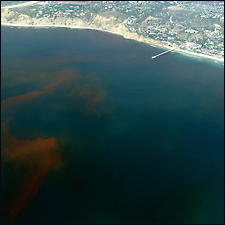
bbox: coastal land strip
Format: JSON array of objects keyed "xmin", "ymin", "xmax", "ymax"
[
  {"xmin": 1, "ymin": 1, "xmax": 38, "ymax": 9},
  {"xmin": 1, "ymin": 22, "xmax": 224, "ymax": 63}
]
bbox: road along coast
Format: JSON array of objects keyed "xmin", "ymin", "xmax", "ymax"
[{"xmin": 1, "ymin": 22, "xmax": 224, "ymax": 63}]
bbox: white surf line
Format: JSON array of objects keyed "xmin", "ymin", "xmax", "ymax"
[
  {"xmin": 1, "ymin": 22, "xmax": 124, "ymax": 36},
  {"xmin": 1, "ymin": 22, "xmax": 224, "ymax": 63},
  {"xmin": 175, "ymin": 48, "xmax": 224, "ymax": 62}
]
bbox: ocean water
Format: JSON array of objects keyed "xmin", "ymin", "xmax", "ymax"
[{"xmin": 1, "ymin": 26, "xmax": 224, "ymax": 224}]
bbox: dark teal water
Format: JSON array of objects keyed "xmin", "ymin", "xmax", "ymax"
[{"xmin": 1, "ymin": 26, "xmax": 224, "ymax": 224}]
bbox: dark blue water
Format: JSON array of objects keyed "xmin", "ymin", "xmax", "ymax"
[{"xmin": 1, "ymin": 26, "xmax": 224, "ymax": 224}]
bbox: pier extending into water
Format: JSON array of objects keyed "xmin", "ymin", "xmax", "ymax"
[{"xmin": 152, "ymin": 49, "xmax": 174, "ymax": 59}]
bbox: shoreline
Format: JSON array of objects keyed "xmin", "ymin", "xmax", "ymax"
[
  {"xmin": 1, "ymin": 22, "xmax": 124, "ymax": 36},
  {"xmin": 1, "ymin": 22, "xmax": 224, "ymax": 63},
  {"xmin": 150, "ymin": 44, "xmax": 224, "ymax": 63}
]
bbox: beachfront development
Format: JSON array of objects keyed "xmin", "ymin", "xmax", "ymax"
[{"xmin": 1, "ymin": 1, "xmax": 224, "ymax": 62}]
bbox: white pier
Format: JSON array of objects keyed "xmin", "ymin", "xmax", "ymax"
[{"xmin": 152, "ymin": 49, "xmax": 174, "ymax": 59}]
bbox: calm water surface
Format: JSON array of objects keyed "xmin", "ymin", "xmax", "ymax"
[{"xmin": 1, "ymin": 26, "xmax": 224, "ymax": 224}]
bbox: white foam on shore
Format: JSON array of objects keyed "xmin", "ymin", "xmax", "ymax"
[
  {"xmin": 175, "ymin": 49, "xmax": 224, "ymax": 63},
  {"xmin": 1, "ymin": 22, "xmax": 224, "ymax": 63},
  {"xmin": 1, "ymin": 22, "xmax": 124, "ymax": 36}
]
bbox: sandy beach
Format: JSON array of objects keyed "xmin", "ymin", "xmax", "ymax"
[
  {"xmin": 1, "ymin": 22, "xmax": 224, "ymax": 63},
  {"xmin": 149, "ymin": 44, "xmax": 224, "ymax": 63},
  {"xmin": 1, "ymin": 1, "xmax": 37, "ymax": 9},
  {"xmin": 1, "ymin": 22, "xmax": 124, "ymax": 36}
]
